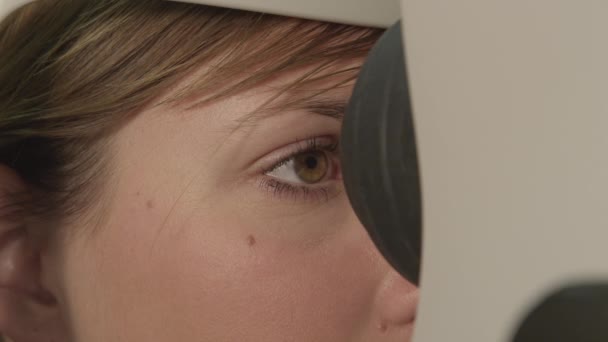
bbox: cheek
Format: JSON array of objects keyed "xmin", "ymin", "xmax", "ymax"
[
  {"xmin": 61, "ymin": 197, "xmax": 383, "ymax": 341},
  {"xmin": 152, "ymin": 212, "xmax": 381, "ymax": 341}
]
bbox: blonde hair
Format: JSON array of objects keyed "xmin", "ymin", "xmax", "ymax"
[{"xmin": 0, "ymin": 0, "xmax": 381, "ymax": 229}]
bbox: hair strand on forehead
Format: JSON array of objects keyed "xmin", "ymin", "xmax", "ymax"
[{"xmin": 0, "ymin": 0, "xmax": 382, "ymax": 230}]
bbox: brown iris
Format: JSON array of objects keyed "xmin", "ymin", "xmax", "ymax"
[{"xmin": 294, "ymin": 151, "xmax": 329, "ymax": 184}]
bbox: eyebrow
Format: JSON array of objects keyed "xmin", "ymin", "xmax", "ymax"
[
  {"xmin": 231, "ymin": 97, "xmax": 348, "ymax": 130},
  {"xmin": 299, "ymin": 98, "xmax": 347, "ymax": 121}
]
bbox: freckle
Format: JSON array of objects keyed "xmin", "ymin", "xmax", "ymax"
[
  {"xmin": 136, "ymin": 191, "xmax": 141, "ymax": 196},
  {"xmin": 246, "ymin": 235, "xmax": 256, "ymax": 246},
  {"xmin": 146, "ymin": 200, "xmax": 154, "ymax": 209},
  {"xmin": 378, "ymin": 321, "xmax": 388, "ymax": 333}
]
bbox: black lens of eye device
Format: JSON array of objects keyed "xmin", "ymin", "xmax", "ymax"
[{"xmin": 341, "ymin": 22, "xmax": 422, "ymax": 285}]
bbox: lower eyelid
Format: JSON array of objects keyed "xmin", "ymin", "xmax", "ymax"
[{"xmin": 257, "ymin": 177, "xmax": 341, "ymax": 204}]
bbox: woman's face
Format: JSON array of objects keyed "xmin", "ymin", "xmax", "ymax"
[{"xmin": 49, "ymin": 64, "xmax": 418, "ymax": 341}]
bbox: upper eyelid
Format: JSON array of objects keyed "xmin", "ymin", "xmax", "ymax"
[{"xmin": 261, "ymin": 137, "xmax": 339, "ymax": 173}]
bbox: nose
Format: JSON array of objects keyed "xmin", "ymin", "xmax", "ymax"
[
  {"xmin": 373, "ymin": 266, "xmax": 419, "ymax": 332},
  {"xmin": 342, "ymin": 198, "xmax": 419, "ymax": 338}
]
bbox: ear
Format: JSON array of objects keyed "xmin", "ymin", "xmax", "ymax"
[{"xmin": 0, "ymin": 165, "xmax": 67, "ymax": 342}]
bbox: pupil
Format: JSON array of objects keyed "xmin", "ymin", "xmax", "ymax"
[{"xmin": 305, "ymin": 155, "xmax": 318, "ymax": 169}]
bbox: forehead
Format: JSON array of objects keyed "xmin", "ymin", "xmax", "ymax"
[
  {"xmin": 186, "ymin": 60, "xmax": 362, "ymax": 120},
  {"xmin": 155, "ymin": 36, "xmax": 367, "ymax": 119},
  {"xmin": 151, "ymin": 14, "xmax": 380, "ymax": 109}
]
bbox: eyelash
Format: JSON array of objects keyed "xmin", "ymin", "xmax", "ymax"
[{"xmin": 259, "ymin": 136, "xmax": 341, "ymax": 202}]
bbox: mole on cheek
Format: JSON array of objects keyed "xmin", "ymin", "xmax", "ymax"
[
  {"xmin": 378, "ymin": 321, "xmax": 388, "ymax": 333},
  {"xmin": 246, "ymin": 235, "xmax": 256, "ymax": 246},
  {"xmin": 146, "ymin": 200, "xmax": 155, "ymax": 209}
]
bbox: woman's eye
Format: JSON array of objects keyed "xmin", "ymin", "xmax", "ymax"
[
  {"xmin": 267, "ymin": 150, "xmax": 331, "ymax": 185},
  {"xmin": 258, "ymin": 136, "xmax": 341, "ymax": 202}
]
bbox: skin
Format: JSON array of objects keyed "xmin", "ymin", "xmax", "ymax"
[{"xmin": 2, "ymin": 65, "xmax": 419, "ymax": 341}]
